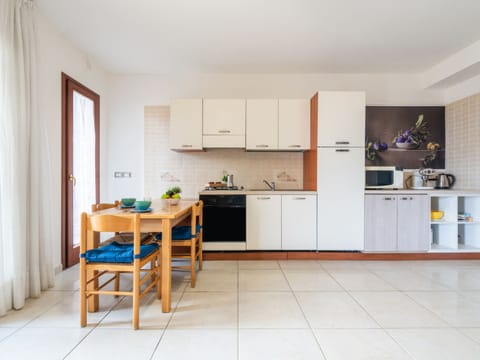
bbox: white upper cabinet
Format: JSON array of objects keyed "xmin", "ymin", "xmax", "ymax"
[
  {"xmin": 246, "ymin": 99, "xmax": 278, "ymax": 150},
  {"xmin": 316, "ymin": 91, "xmax": 365, "ymax": 147},
  {"xmin": 169, "ymin": 99, "xmax": 203, "ymax": 150},
  {"xmin": 278, "ymin": 99, "xmax": 310, "ymax": 150},
  {"xmin": 203, "ymin": 99, "xmax": 245, "ymax": 148}
]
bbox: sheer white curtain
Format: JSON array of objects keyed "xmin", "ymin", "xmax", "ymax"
[
  {"xmin": 0, "ymin": 0, "xmax": 54, "ymax": 316},
  {"xmin": 72, "ymin": 91, "xmax": 96, "ymax": 246}
]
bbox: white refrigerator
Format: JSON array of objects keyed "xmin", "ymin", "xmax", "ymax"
[{"xmin": 316, "ymin": 91, "xmax": 366, "ymax": 251}]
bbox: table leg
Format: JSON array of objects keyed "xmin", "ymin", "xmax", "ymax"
[{"xmin": 161, "ymin": 219, "xmax": 172, "ymax": 312}]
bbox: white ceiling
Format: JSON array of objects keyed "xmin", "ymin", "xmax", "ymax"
[{"xmin": 36, "ymin": 0, "xmax": 480, "ymax": 74}]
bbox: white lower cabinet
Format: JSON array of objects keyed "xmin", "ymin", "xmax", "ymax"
[
  {"xmin": 282, "ymin": 195, "xmax": 317, "ymax": 250},
  {"xmin": 365, "ymin": 194, "xmax": 429, "ymax": 252},
  {"xmin": 247, "ymin": 195, "xmax": 282, "ymax": 250},
  {"xmin": 397, "ymin": 195, "xmax": 429, "ymax": 251},
  {"xmin": 246, "ymin": 194, "xmax": 316, "ymax": 250}
]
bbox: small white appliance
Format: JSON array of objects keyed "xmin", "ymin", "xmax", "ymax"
[{"xmin": 365, "ymin": 166, "xmax": 404, "ymax": 189}]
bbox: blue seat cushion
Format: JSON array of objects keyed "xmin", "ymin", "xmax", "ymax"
[
  {"xmin": 84, "ymin": 241, "xmax": 159, "ymax": 263},
  {"xmin": 155, "ymin": 224, "xmax": 201, "ymax": 241}
]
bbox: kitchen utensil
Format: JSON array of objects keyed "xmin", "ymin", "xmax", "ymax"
[
  {"xmin": 121, "ymin": 198, "xmax": 136, "ymax": 206},
  {"xmin": 435, "ymin": 173, "xmax": 456, "ymax": 189},
  {"xmin": 134, "ymin": 200, "xmax": 151, "ymax": 210}
]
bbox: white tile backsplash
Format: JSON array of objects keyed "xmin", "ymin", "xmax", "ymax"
[
  {"xmin": 144, "ymin": 106, "xmax": 303, "ymax": 199},
  {"xmin": 446, "ymin": 93, "xmax": 480, "ymax": 189}
]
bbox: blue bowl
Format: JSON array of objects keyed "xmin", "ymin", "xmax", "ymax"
[
  {"xmin": 121, "ymin": 198, "xmax": 136, "ymax": 206},
  {"xmin": 135, "ymin": 200, "xmax": 151, "ymax": 211}
]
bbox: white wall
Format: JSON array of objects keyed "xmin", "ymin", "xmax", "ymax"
[
  {"xmin": 35, "ymin": 11, "xmax": 109, "ymax": 271},
  {"xmin": 107, "ymin": 73, "xmax": 445, "ymax": 202},
  {"xmin": 445, "ymin": 74, "xmax": 480, "ymax": 104}
]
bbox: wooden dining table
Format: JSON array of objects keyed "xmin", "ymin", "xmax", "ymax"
[{"xmin": 86, "ymin": 199, "xmax": 196, "ymax": 313}]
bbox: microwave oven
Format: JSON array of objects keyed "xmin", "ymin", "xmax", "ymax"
[{"xmin": 365, "ymin": 166, "xmax": 404, "ymax": 189}]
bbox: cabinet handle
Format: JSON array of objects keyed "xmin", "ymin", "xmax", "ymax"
[
  {"xmin": 288, "ymin": 145, "xmax": 301, "ymax": 148},
  {"xmin": 335, "ymin": 149, "xmax": 350, "ymax": 152},
  {"xmin": 384, "ymin": 197, "xmax": 394, "ymax": 200},
  {"xmin": 218, "ymin": 129, "xmax": 231, "ymax": 134},
  {"xmin": 181, "ymin": 144, "xmax": 193, "ymax": 148},
  {"xmin": 336, "ymin": 141, "xmax": 350, "ymax": 145},
  {"xmin": 293, "ymin": 197, "xmax": 306, "ymax": 200},
  {"xmin": 255, "ymin": 144, "xmax": 269, "ymax": 148},
  {"xmin": 401, "ymin": 197, "xmax": 408, "ymax": 200},
  {"xmin": 257, "ymin": 197, "xmax": 271, "ymax": 200}
]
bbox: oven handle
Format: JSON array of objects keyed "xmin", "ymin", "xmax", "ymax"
[{"xmin": 203, "ymin": 205, "xmax": 246, "ymax": 209}]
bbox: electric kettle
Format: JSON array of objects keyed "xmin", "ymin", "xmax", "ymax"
[{"xmin": 435, "ymin": 173, "xmax": 456, "ymax": 189}]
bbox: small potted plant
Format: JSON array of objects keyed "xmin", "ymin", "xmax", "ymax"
[{"xmin": 161, "ymin": 186, "xmax": 182, "ymax": 206}]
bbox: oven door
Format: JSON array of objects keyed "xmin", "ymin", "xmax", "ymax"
[
  {"xmin": 200, "ymin": 195, "xmax": 246, "ymax": 251},
  {"xmin": 203, "ymin": 205, "xmax": 246, "ymax": 242}
]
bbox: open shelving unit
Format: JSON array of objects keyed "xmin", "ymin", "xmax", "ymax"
[{"xmin": 430, "ymin": 194, "xmax": 480, "ymax": 252}]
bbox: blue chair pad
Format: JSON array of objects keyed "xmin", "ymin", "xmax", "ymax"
[
  {"xmin": 84, "ymin": 241, "xmax": 159, "ymax": 263},
  {"xmin": 155, "ymin": 224, "xmax": 201, "ymax": 241}
]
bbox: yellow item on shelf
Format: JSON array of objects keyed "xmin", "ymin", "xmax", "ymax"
[{"xmin": 431, "ymin": 210, "xmax": 444, "ymax": 221}]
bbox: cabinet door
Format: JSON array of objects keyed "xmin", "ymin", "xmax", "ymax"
[
  {"xmin": 364, "ymin": 195, "xmax": 398, "ymax": 251},
  {"xmin": 246, "ymin": 195, "xmax": 281, "ymax": 250},
  {"xmin": 203, "ymin": 99, "xmax": 245, "ymax": 135},
  {"xmin": 317, "ymin": 91, "xmax": 365, "ymax": 147},
  {"xmin": 278, "ymin": 99, "xmax": 310, "ymax": 150},
  {"xmin": 282, "ymin": 195, "xmax": 316, "ymax": 250},
  {"xmin": 246, "ymin": 99, "xmax": 278, "ymax": 150},
  {"xmin": 397, "ymin": 195, "xmax": 429, "ymax": 251},
  {"xmin": 317, "ymin": 147, "xmax": 365, "ymax": 250},
  {"xmin": 169, "ymin": 99, "xmax": 203, "ymax": 150}
]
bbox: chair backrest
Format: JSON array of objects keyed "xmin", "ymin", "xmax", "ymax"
[
  {"xmin": 190, "ymin": 200, "xmax": 203, "ymax": 231},
  {"xmin": 91, "ymin": 201, "xmax": 120, "ymax": 212},
  {"xmin": 80, "ymin": 213, "xmax": 142, "ymax": 255}
]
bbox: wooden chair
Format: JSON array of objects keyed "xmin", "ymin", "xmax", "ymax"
[
  {"xmin": 91, "ymin": 201, "xmax": 120, "ymax": 212},
  {"xmin": 156, "ymin": 200, "xmax": 203, "ymax": 287},
  {"xmin": 79, "ymin": 212, "xmax": 161, "ymax": 329}
]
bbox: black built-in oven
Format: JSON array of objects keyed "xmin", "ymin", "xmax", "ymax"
[{"xmin": 199, "ymin": 195, "xmax": 246, "ymax": 242}]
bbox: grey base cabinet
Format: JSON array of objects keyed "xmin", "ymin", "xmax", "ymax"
[{"xmin": 365, "ymin": 194, "xmax": 429, "ymax": 252}]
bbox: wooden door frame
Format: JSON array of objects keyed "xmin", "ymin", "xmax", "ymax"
[{"xmin": 61, "ymin": 73, "xmax": 100, "ymax": 269}]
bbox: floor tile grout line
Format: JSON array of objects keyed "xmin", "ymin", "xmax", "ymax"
[
  {"xmin": 147, "ymin": 281, "xmax": 187, "ymax": 360},
  {"xmin": 456, "ymin": 327, "xmax": 480, "ymax": 346},
  {"xmin": 62, "ymin": 296, "xmax": 124, "ymax": 359},
  {"xmin": 0, "ymin": 289, "xmax": 78, "ymax": 344},
  {"xmin": 323, "ymin": 265, "xmax": 434, "ymax": 359},
  {"xmin": 279, "ymin": 261, "xmax": 329, "ymax": 360},
  {"xmin": 400, "ymin": 290, "xmax": 454, "ymax": 327},
  {"xmin": 236, "ymin": 260, "xmax": 240, "ymax": 360}
]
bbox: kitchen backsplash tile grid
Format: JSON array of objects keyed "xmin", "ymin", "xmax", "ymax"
[
  {"xmin": 144, "ymin": 106, "xmax": 303, "ymax": 199},
  {"xmin": 446, "ymin": 93, "xmax": 480, "ymax": 190}
]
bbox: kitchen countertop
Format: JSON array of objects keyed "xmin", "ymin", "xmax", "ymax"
[
  {"xmin": 199, "ymin": 189, "xmax": 480, "ymax": 196},
  {"xmin": 199, "ymin": 189, "xmax": 317, "ymax": 195},
  {"xmin": 365, "ymin": 189, "xmax": 480, "ymax": 195}
]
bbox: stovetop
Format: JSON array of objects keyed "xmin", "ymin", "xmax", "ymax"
[{"xmin": 203, "ymin": 186, "xmax": 243, "ymax": 191}]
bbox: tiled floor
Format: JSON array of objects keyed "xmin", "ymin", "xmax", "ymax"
[{"xmin": 2, "ymin": 260, "xmax": 480, "ymax": 359}]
